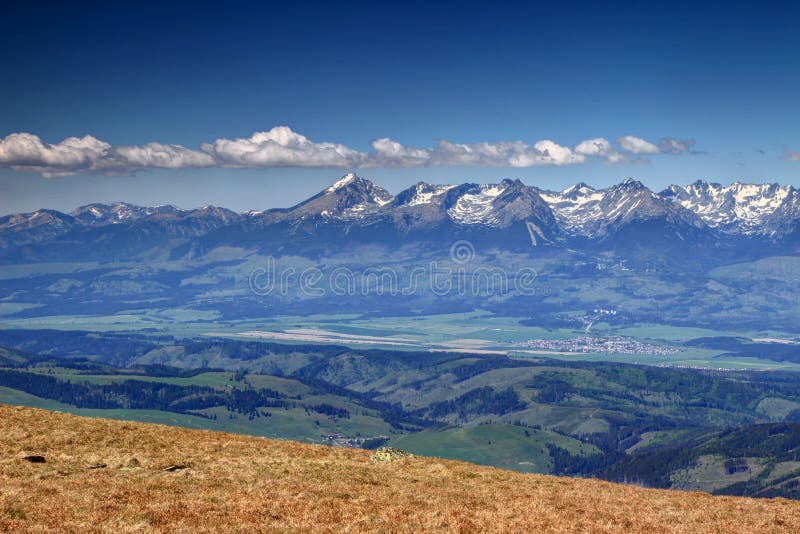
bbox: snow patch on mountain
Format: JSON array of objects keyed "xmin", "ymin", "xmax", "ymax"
[
  {"xmin": 447, "ymin": 184, "xmax": 506, "ymax": 225},
  {"xmin": 373, "ymin": 194, "xmax": 393, "ymax": 206},
  {"xmin": 539, "ymin": 184, "xmax": 606, "ymax": 235},
  {"xmin": 407, "ymin": 183, "xmax": 455, "ymax": 206}
]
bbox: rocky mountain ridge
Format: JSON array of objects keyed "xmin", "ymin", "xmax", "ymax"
[{"xmin": 3, "ymin": 175, "xmax": 800, "ymax": 257}]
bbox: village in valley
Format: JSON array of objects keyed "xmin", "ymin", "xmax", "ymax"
[{"xmin": 513, "ymin": 336, "xmax": 684, "ymax": 356}]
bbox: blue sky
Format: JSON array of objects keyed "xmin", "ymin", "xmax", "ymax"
[{"xmin": 2, "ymin": 0, "xmax": 799, "ymax": 214}]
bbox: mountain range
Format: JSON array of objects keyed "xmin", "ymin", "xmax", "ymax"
[{"xmin": 3, "ymin": 174, "xmax": 800, "ymax": 264}]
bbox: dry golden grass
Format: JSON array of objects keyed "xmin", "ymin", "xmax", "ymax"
[{"xmin": 1, "ymin": 405, "xmax": 799, "ymax": 533}]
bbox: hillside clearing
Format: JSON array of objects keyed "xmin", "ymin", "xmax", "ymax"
[{"xmin": 1, "ymin": 405, "xmax": 798, "ymax": 533}]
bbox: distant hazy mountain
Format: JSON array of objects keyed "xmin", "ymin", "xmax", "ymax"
[
  {"xmin": 70, "ymin": 202, "xmax": 180, "ymax": 226},
  {"xmin": 0, "ymin": 209, "xmax": 76, "ymax": 249}
]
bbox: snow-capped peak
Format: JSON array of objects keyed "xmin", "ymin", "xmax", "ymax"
[
  {"xmin": 288, "ymin": 173, "xmax": 394, "ymax": 220},
  {"xmin": 561, "ymin": 182, "xmax": 596, "ymax": 197},
  {"xmin": 538, "ymin": 183, "xmax": 605, "ymax": 234},
  {"xmin": 537, "ymin": 179, "xmax": 702, "ymax": 237},
  {"xmin": 326, "ymin": 172, "xmax": 359, "ymax": 193},
  {"xmin": 324, "ymin": 173, "xmax": 393, "ymax": 206},
  {"xmin": 660, "ymin": 180, "xmax": 799, "ymax": 235},
  {"xmin": 618, "ymin": 178, "xmax": 646, "ymax": 189}
]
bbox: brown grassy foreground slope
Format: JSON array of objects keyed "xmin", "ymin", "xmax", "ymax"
[{"xmin": 1, "ymin": 405, "xmax": 799, "ymax": 533}]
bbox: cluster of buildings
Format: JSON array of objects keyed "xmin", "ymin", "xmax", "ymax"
[{"xmin": 514, "ymin": 336, "xmax": 683, "ymax": 355}]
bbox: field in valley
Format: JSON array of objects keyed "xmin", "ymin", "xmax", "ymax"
[{"xmin": 2, "ymin": 307, "xmax": 798, "ymax": 370}]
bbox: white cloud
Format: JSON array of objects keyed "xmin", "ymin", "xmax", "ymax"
[
  {"xmin": 787, "ymin": 148, "xmax": 800, "ymax": 161},
  {"xmin": 574, "ymin": 137, "xmax": 625, "ymax": 164},
  {"xmin": 201, "ymin": 126, "xmax": 366, "ymax": 168},
  {"xmin": 431, "ymin": 139, "xmax": 521, "ymax": 166},
  {"xmin": 527, "ymin": 140, "xmax": 586, "ymax": 166},
  {"xmin": 113, "ymin": 143, "xmax": 214, "ymax": 169},
  {"xmin": 618, "ymin": 135, "xmax": 661, "ymax": 155},
  {"xmin": 367, "ymin": 138, "xmax": 431, "ymax": 167},
  {"xmin": 0, "ymin": 133, "xmax": 110, "ymax": 177},
  {"xmin": 658, "ymin": 138, "xmax": 695, "ymax": 155},
  {"xmin": 617, "ymin": 135, "xmax": 695, "ymax": 156},
  {"xmin": 432, "ymin": 140, "xmax": 536, "ymax": 167},
  {"xmin": 371, "ymin": 138, "xmax": 586, "ymax": 167},
  {"xmin": 574, "ymin": 137, "xmax": 612, "ymax": 156},
  {"xmin": 0, "ymin": 127, "xmax": 697, "ymax": 176},
  {"xmin": 0, "ymin": 132, "xmax": 212, "ymax": 177}
]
